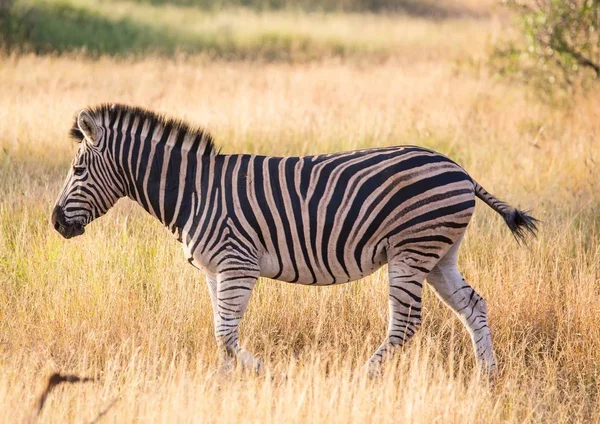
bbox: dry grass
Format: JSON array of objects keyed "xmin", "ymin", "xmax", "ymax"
[{"xmin": 1, "ymin": 9, "xmax": 599, "ymax": 423}]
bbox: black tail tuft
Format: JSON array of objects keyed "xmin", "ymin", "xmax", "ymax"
[{"xmin": 503, "ymin": 209, "xmax": 539, "ymax": 244}]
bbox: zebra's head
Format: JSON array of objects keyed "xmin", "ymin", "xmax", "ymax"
[{"xmin": 52, "ymin": 109, "xmax": 126, "ymax": 239}]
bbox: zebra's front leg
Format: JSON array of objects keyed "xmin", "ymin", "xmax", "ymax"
[
  {"xmin": 205, "ymin": 275, "xmax": 234, "ymax": 374},
  {"xmin": 213, "ymin": 269, "xmax": 263, "ymax": 373}
]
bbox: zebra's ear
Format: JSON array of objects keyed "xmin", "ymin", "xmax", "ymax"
[{"xmin": 77, "ymin": 110, "xmax": 99, "ymax": 144}]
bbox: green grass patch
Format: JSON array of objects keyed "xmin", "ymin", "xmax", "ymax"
[{"xmin": 0, "ymin": 0, "xmax": 394, "ymax": 59}]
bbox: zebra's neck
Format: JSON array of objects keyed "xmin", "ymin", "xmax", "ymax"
[{"xmin": 109, "ymin": 123, "xmax": 214, "ymax": 238}]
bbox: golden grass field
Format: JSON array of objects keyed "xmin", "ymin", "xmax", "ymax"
[{"xmin": 1, "ymin": 3, "xmax": 599, "ymax": 423}]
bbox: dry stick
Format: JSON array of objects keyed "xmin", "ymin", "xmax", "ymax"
[
  {"xmin": 36, "ymin": 373, "xmax": 95, "ymax": 416},
  {"xmin": 88, "ymin": 397, "xmax": 120, "ymax": 424}
]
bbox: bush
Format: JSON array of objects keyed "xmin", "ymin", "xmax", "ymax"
[{"xmin": 493, "ymin": 0, "xmax": 600, "ymax": 95}]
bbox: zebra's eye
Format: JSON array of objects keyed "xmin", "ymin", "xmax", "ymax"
[{"xmin": 73, "ymin": 166, "xmax": 85, "ymax": 176}]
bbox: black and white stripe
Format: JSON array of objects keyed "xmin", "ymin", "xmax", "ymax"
[{"xmin": 52, "ymin": 104, "xmax": 538, "ymax": 375}]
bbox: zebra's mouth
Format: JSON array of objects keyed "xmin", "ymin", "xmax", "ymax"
[
  {"xmin": 55, "ymin": 221, "xmax": 85, "ymax": 239},
  {"xmin": 51, "ymin": 206, "xmax": 86, "ymax": 239}
]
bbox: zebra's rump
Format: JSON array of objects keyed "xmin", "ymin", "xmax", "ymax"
[{"xmin": 218, "ymin": 145, "xmax": 476, "ymax": 285}]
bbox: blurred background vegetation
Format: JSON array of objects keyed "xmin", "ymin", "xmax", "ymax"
[
  {"xmin": 0, "ymin": 0, "xmax": 482, "ymax": 59},
  {"xmin": 1, "ymin": 0, "xmax": 599, "ymax": 97},
  {"xmin": 492, "ymin": 0, "xmax": 599, "ymax": 96}
]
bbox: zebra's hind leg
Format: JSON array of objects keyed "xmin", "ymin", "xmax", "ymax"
[
  {"xmin": 213, "ymin": 269, "xmax": 263, "ymax": 374},
  {"xmin": 426, "ymin": 238, "xmax": 497, "ymax": 375},
  {"xmin": 367, "ymin": 255, "xmax": 432, "ymax": 378}
]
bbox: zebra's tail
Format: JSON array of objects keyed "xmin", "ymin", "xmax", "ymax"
[{"xmin": 473, "ymin": 180, "xmax": 538, "ymax": 244}]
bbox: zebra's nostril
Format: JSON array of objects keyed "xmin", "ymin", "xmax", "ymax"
[{"xmin": 51, "ymin": 205, "xmax": 65, "ymax": 233}]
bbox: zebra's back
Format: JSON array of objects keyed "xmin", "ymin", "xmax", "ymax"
[{"xmin": 212, "ymin": 145, "xmax": 476, "ymax": 285}]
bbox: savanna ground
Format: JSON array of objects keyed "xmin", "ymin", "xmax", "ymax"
[{"xmin": 1, "ymin": 0, "xmax": 599, "ymax": 422}]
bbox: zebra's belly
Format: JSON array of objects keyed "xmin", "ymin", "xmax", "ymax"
[{"xmin": 259, "ymin": 248, "xmax": 388, "ymax": 285}]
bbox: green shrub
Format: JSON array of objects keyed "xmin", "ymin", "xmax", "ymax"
[
  {"xmin": 0, "ymin": 0, "xmax": 14, "ymax": 50},
  {"xmin": 493, "ymin": 0, "xmax": 600, "ymax": 96}
]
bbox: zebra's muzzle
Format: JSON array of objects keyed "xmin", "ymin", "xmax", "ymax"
[{"xmin": 51, "ymin": 206, "xmax": 85, "ymax": 239}]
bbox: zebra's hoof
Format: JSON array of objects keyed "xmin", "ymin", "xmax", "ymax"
[
  {"xmin": 366, "ymin": 363, "xmax": 383, "ymax": 380},
  {"xmin": 216, "ymin": 360, "xmax": 235, "ymax": 378}
]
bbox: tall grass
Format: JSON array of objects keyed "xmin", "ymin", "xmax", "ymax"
[{"xmin": 0, "ymin": 9, "xmax": 599, "ymax": 423}]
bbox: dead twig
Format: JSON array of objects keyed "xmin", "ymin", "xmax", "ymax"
[{"xmin": 88, "ymin": 397, "xmax": 120, "ymax": 424}]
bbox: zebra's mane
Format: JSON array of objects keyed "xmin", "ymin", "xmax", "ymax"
[{"xmin": 69, "ymin": 103, "xmax": 218, "ymax": 156}]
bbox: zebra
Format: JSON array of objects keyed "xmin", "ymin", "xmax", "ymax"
[{"xmin": 52, "ymin": 104, "xmax": 537, "ymax": 377}]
